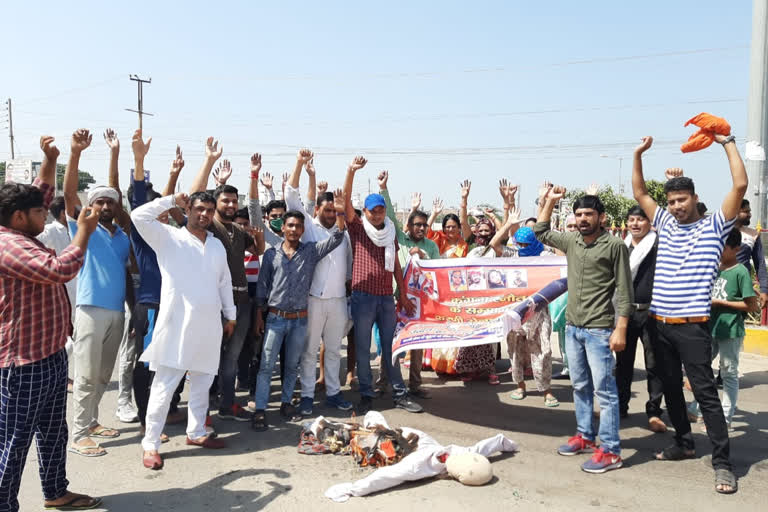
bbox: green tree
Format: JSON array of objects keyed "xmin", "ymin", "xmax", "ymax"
[
  {"xmin": 645, "ymin": 179, "xmax": 667, "ymax": 208},
  {"xmin": 566, "ymin": 185, "xmax": 635, "ymax": 226},
  {"xmin": 0, "ymin": 161, "xmax": 4, "ymax": 182}
]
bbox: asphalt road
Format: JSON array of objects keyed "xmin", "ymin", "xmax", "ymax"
[{"xmin": 17, "ymin": 340, "xmax": 768, "ymax": 511}]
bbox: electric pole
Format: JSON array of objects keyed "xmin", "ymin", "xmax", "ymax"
[
  {"xmin": 125, "ymin": 75, "xmax": 153, "ymax": 131},
  {"xmin": 5, "ymin": 98, "xmax": 14, "ymax": 159},
  {"xmin": 747, "ymin": 0, "xmax": 768, "ymax": 228}
]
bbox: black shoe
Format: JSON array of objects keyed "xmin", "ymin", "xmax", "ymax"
[
  {"xmin": 394, "ymin": 396, "xmax": 423, "ymax": 413},
  {"xmin": 280, "ymin": 402, "xmax": 301, "ymax": 422},
  {"xmin": 408, "ymin": 387, "xmax": 432, "ymax": 399},
  {"xmin": 358, "ymin": 396, "xmax": 373, "ymax": 415},
  {"xmin": 251, "ymin": 410, "xmax": 268, "ymax": 432}
]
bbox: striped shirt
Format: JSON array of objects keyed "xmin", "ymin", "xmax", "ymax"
[
  {"xmin": 0, "ymin": 180, "xmax": 85, "ymax": 367},
  {"xmin": 651, "ymin": 207, "xmax": 735, "ymax": 318},
  {"xmin": 244, "ymin": 251, "xmax": 260, "ymax": 283}
]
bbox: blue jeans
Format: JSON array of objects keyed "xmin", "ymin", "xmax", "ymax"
[
  {"xmin": 689, "ymin": 336, "xmax": 743, "ymax": 423},
  {"xmin": 352, "ymin": 292, "xmax": 406, "ymax": 399},
  {"xmin": 254, "ymin": 313, "xmax": 308, "ymax": 410},
  {"xmin": 565, "ymin": 325, "xmax": 621, "ymax": 455},
  {"xmin": 218, "ymin": 303, "xmax": 253, "ymax": 410}
]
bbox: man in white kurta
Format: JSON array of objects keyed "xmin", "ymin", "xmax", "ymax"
[{"xmin": 131, "ymin": 193, "xmax": 236, "ymax": 465}]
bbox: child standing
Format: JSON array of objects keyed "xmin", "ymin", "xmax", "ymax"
[{"xmin": 688, "ymin": 229, "xmax": 759, "ymax": 430}]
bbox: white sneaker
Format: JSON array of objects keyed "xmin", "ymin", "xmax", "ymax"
[{"xmin": 116, "ymin": 403, "xmax": 139, "ymax": 423}]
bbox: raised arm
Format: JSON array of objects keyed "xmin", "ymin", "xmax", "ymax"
[
  {"xmin": 63, "ymin": 129, "xmax": 92, "ymax": 217},
  {"xmin": 715, "ymin": 133, "xmax": 748, "ymax": 220},
  {"xmin": 459, "ymin": 179, "xmax": 472, "ymax": 241},
  {"xmin": 489, "ymin": 206, "xmax": 521, "ymax": 256},
  {"xmin": 343, "ymin": 155, "xmax": 367, "ymax": 219},
  {"xmin": 189, "ymin": 137, "xmax": 223, "ymax": 193},
  {"xmin": 632, "ymin": 136, "xmax": 658, "ymax": 220},
  {"xmin": 38, "ymin": 136, "xmax": 60, "ymax": 188},
  {"xmin": 305, "ymin": 157, "xmax": 317, "ymax": 206},
  {"xmin": 162, "ymin": 145, "xmax": 183, "ymax": 196},
  {"xmin": 533, "ymin": 185, "xmax": 568, "ymax": 251},
  {"xmin": 427, "ymin": 197, "xmax": 443, "ymax": 229},
  {"xmin": 104, "ymin": 129, "xmax": 121, "ymax": 190},
  {"xmin": 535, "ymin": 181, "xmax": 552, "ymax": 218},
  {"xmin": 131, "ymin": 194, "xmax": 177, "ymax": 251}
]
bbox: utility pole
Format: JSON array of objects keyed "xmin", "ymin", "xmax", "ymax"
[
  {"xmin": 747, "ymin": 0, "xmax": 768, "ymax": 229},
  {"xmin": 5, "ymin": 98, "xmax": 14, "ymax": 159},
  {"xmin": 125, "ymin": 75, "xmax": 153, "ymax": 131}
]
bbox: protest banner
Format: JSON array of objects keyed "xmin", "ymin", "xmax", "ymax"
[{"xmin": 393, "ymin": 256, "xmax": 568, "ymax": 363}]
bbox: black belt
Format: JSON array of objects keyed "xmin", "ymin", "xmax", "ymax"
[{"xmin": 632, "ymin": 303, "xmax": 650, "ymax": 311}]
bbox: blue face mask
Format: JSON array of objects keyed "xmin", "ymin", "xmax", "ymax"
[{"xmin": 518, "ymin": 239, "xmax": 544, "ymax": 257}]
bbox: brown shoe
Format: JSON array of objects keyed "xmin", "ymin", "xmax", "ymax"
[
  {"xmin": 166, "ymin": 410, "xmax": 186, "ymax": 425},
  {"xmin": 186, "ymin": 435, "xmax": 226, "ymax": 449},
  {"xmin": 142, "ymin": 451, "xmax": 163, "ymax": 470},
  {"xmin": 648, "ymin": 416, "xmax": 668, "ymax": 433}
]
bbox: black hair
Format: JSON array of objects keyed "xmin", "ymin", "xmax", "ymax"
[
  {"xmin": 317, "ymin": 192, "xmax": 334, "ymax": 207},
  {"xmin": 524, "ymin": 217, "xmax": 538, "ymax": 225},
  {"xmin": 572, "ymin": 195, "xmax": 605, "ymax": 214},
  {"xmin": 626, "ymin": 205, "xmax": 647, "ymax": 220},
  {"xmin": 741, "ymin": 199, "xmax": 750, "ymax": 209},
  {"xmin": 725, "ymin": 228, "xmax": 742, "ymax": 248},
  {"xmin": 408, "ymin": 209, "xmax": 429, "ymax": 225},
  {"xmin": 282, "ymin": 210, "xmax": 305, "ymax": 224},
  {"xmin": 664, "ymin": 177, "xmax": 695, "ymax": 195},
  {"xmin": 354, "ymin": 208, "xmax": 362, "ymax": 218},
  {"xmin": 697, "ymin": 202, "xmax": 708, "ymax": 216},
  {"xmin": 441, "ymin": 213, "xmax": 461, "ymax": 230},
  {"xmin": 0, "ymin": 183, "xmax": 45, "ymax": 227},
  {"xmin": 49, "ymin": 196, "xmax": 66, "ymax": 220},
  {"xmin": 234, "ymin": 207, "xmax": 249, "ymax": 221},
  {"xmin": 189, "ymin": 191, "xmax": 216, "ymax": 207},
  {"xmin": 264, "ymin": 199, "xmax": 286, "ymax": 217},
  {"xmin": 214, "ymin": 184, "xmax": 239, "ymax": 200}
]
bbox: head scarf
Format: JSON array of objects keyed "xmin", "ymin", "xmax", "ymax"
[
  {"xmin": 473, "ymin": 218, "xmax": 496, "ymax": 246},
  {"xmin": 87, "ymin": 185, "xmax": 120, "ymax": 206},
  {"xmin": 514, "ymin": 226, "xmax": 544, "ymax": 257}
]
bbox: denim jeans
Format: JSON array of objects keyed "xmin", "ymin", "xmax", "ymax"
[
  {"xmin": 565, "ymin": 325, "xmax": 621, "ymax": 455},
  {"xmin": 217, "ymin": 303, "xmax": 252, "ymax": 410},
  {"xmin": 351, "ymin": 292, "xmax": 406, "ymax": 399},
  {"xmin": 689, "ymin": 336, "xmax": 743, "ymax": 424},
  {"xmin": 254, "ymin": 313, "xmax": 308, "ymax": 410}
]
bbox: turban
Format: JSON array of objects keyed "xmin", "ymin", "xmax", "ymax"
[{"xmin": 87, "ymin": 185, "xmax": 120, "ymax": 205}]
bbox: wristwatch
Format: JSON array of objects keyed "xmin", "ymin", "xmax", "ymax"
[{"xmin": 719, "ymin": 135, "xmax": 736, "ymax": 146}]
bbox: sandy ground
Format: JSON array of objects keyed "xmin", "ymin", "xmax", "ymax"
[{"xmin": 16, "ymin": 339, "xmax": 768, "ymax": 511}]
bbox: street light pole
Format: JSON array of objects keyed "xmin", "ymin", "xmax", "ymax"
[{"xmin": 600, "ymin": 154, "xmax": 624, "ymax": 194}]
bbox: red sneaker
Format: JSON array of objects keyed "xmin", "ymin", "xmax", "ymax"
[
  {"xmin": 557, "ymin": 433, "xmax": 596, "ymax": 456},
  {"xmin": 581, "ymin": 447, "xmax": 623, "ymax": 473}
]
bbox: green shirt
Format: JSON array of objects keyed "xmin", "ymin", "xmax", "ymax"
[
  {"xmin": 710, "ymin": 263, "xmax": 755, "ymax": 340},
  {"xmin": 381, "ymin": 189, "xmax": 441, "ymax": 266},
  {"xmin": 534, "ymin": 221, "xmax": 633, "ymax": 328}
]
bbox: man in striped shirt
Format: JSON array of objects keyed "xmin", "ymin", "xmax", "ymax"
[
  {"xmin": 0, "ymin": 135, "xmax": 102, "ymax": 511},
  {"xmin": 632, "ymin": 134, "xmax": 746, "ymax": 494}
]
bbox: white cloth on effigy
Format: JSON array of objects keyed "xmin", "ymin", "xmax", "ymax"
[{"xmin": 323, "ymin": 411, "xmax": 518, "ymax": 502}]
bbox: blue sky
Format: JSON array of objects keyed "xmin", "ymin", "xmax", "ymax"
[{"xmin": 0, "ymin": 1, "xmax": 756, "ymax": 215}]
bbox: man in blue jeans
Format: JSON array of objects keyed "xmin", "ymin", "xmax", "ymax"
[
  {"xmin": 534, "ymin": 186, "xmax": 632, "ymax": 474},
  {"xmin": 251, "ymin": 191, "xmax": 348, "ymax": 430},
  {"xmin": 343, "ymin": 156, "xmax": 422, "ymax": 415}
]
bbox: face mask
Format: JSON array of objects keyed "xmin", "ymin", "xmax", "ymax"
[{"xmin": 269, "ymin": 218, "xmax": 283, "ymax": 232}]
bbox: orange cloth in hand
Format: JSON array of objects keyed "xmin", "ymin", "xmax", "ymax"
[{"xmin": 681, "ymin": 113, "xmax": 731, "ymax": 153}]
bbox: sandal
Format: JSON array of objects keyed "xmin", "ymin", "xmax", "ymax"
[
  {"xmin": 654, "ymin": 444, "xmax": 695, "ymax": 461},
  {"xmin": 251, "ymin": 410, "xmax": 268, "ymax": 432},
  {"xmin": 510, "ymin": 388, "xmax": 526, "ymax": 400},
  {"xmin": 89, "ymin": 426, "xmax": 120, "ymax": 439},
  {"xmin": 488, "ymin": 374, "xmax": 500, "ymax": 386},
  {"xmin": 44, "ymin": 492, "xmax": 102, "ymax": 510},
  {"xmin": 544, "ymin": 395, "xmax": 560, "ymax": 408},
  {"xmin": 714, "ymin": 468, "xmax": 738, "ymax": 494},
  {"xmin": 67, "ymin": 443, "xmax": 106, "ymax": 458},
  {"xmin": 460, "ymin": 373, "xmax": 474, "ymax": 383}
]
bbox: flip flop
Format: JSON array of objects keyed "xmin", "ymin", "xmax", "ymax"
[
  {"xmin": 67, "ymin": 444, "xmax": 106, "ymax": 457},
  {"xmin": 510, "ymin": 388, "xmax": 526, "ymax": 400},
  {"xmin": 545, "ymin": 395, "xmax": 560, "ymax": 408},
  {"xmin": 89, "ymin": 426, "xmax": 120, "ymax": 439},
  {"xmin": 714, "ymin": 468, "xmax": 738, "ymax": 494},
  {"xmin": 44, "ymin": 493, "xmax": 102, "ymax": 510}
]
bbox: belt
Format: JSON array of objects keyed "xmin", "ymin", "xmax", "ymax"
[
  {"xmin": 232, "ymin": 286, "xmax": 248, "ymax": 292},
  {"xmin": 632, "ymin": 303, "xmax": 651, "ymax": 311},
  {"xmin": 650, "ymin": 313, "xmax": 709, "ymax": 324},
  {"xmin": 268, "ymin": 307, "xmax": 308, "ymax": 319}
]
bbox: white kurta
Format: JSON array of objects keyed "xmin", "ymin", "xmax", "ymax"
[
  {"xmin": 131, "ymin": 195, "xmax": 236, "ymax": 375},
  {"xmin": 37, "ymin": 220, "xmax": 77, "ymax": 314}
]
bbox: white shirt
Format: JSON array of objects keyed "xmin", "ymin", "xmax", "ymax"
[
  {"xmin": 131, "ymin": 195, "xmax": 236, "ymax": 375},
  {"xmin": 284, "ymin": 185, "xmax": 352, "ymax": 299},
  {"xmin": 37, "ymin": 220, "xmax": 77, "ymax": 315}
]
